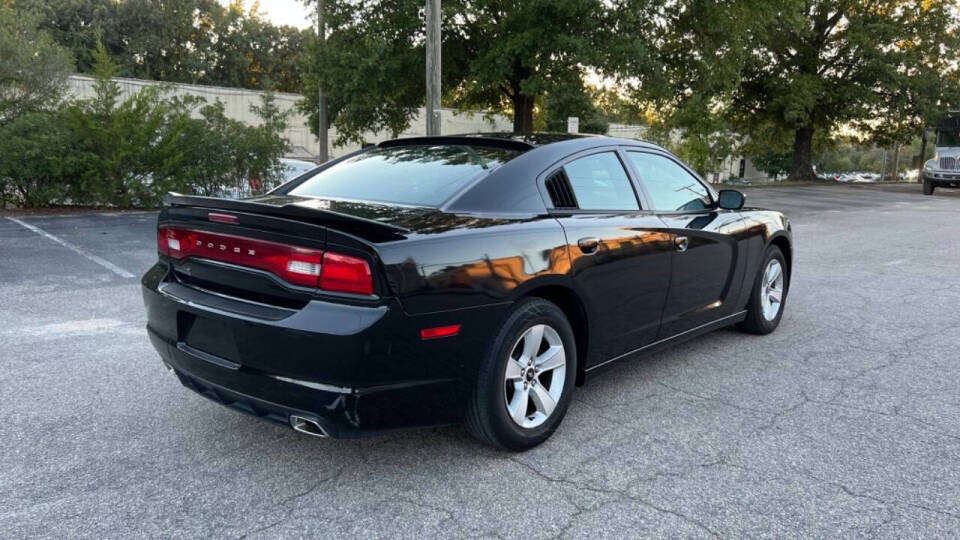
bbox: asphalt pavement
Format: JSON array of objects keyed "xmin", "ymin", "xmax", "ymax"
[{"xmin": 1, "ymin": 184, "xmax": 959, "ymax": 538}]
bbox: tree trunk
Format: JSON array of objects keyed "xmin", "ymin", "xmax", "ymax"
[
  {"xmin": 788, "ymin": 126, "xmax": 816, "ymax": 181},
  {"xmin": 512, "ymin": 93, "xmax": 535, "ymax": 133}
]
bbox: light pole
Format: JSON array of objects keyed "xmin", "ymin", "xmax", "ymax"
[
  {"xmin": 425, "ymin": 0, "xmax": 441, "ymax": 136},
  {"xmin": 317, "ymin": 0, "xmax": 329, "ymax": 162}
]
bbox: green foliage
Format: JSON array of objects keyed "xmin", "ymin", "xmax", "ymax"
[
  {"xmin": 1, "ymin": 44, "xmax": 290, "ymax": 209},
  {"xmin": 444, "ymin": 0, "xmax": 615, "ymax": 132},
  {"xmin": 622, "ymin": 0, "xmax": 960, "ymax": 180},
  {"xmin": 299, "ymin": 0, "xmax": 426, "ymax": 146},
  {"xmin": 751, "ymin": 149, "xmax": 794, "ymax": 179},
  {"xmin": 732, "ymin": 0, "xmax": 960, "ymax": 179},
  {"xmin": 0, "ymin": 112, "xmax": 72, "ymax": 207},
  {"xmin": 300, "ymin": 0, "xmax": 625, "ymax": 142},
  {"xmin": 11, "ymin": 0, "xmax": 308, "ymax": 92},
  {"xmin": 0, "ymin": 5, "xmax": 73, "ymax": 125},
  {"xmin": 183, "ymin": 94, "xmax": 291, "ymax": 197},
  {"xmin": 541, "ymin": 82, "xmax": 610, "ymax": 135}
]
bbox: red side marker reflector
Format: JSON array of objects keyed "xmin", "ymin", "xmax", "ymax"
[
  {"xmin": 208, "ymin": 213, "xmax": 239, "ymax": 224},
  {"xmin": 420, "ymin": 325, "xmax": 461, "ymax": 340}
]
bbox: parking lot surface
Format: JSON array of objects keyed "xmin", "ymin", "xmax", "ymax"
[{"xmin": 2, "ymin": 184, "xmax": 959, "ymax": 538}]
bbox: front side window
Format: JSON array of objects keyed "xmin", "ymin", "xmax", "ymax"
[
  {"xmin": 627, "ymin": 152, "xmax": 712, "ymax": 212},
  {"xmin": 562, "ymin": 152, "xmax": 639, "ymax": 211},
  {"xmin": 288, "ymin": 145, "xmax": 522, "ymax": 207}
]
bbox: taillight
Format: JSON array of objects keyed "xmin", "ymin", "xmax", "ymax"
[
  {"xmin": 320, "ymin": 252, "xmax": 374, "ymax": 295},
  {"xmin": 157, "ymin": 227, "xmax": 373, "ymax": 294}
]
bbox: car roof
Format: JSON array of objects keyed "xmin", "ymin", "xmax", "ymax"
[
  {"xmin": 359, "ymin": 133, "xmax": 678, "ymax": 215},
  {"xmin": 377, "ymin": 132, "xmax": 664, "ymax": 154}
]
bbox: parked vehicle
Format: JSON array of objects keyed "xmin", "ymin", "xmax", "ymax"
[
  {"xmin": 280, "ymin": 158, "xmax": 318, "ymax": 181},
  {"xmin": 216, "ymin": 158, "xmax": 319, "ymax": 200},
  {"xmin": 923, "ymin": 114, "xmax": 960, "ymax": 195},
  {"xmin": 142, "ymin": 134, "xmax": 793, "ymax": 449}
]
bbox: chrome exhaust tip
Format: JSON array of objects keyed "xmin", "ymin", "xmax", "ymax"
[{"xmin": 290, "ymin": 415, "xmax": 329, "ymax": 438}]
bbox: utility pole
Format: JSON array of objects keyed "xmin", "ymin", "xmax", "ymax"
[
  {"xmin": 891, "ymin": 143, "xmax": 900, "ymax": 182},
  {"xmin": 317, "ymin": 0, "xmax": 329, "ymax": 162},
  {"xmin": 880, "ymin": 148, "xmax": 887, "ymax": 181},
  {"xmin": 425, "ymin": 0, "xmax": 441, "ymax": 136},
  {"xmin": 917, "ymin": 128, "xmax": 929, "ymax": 183}
]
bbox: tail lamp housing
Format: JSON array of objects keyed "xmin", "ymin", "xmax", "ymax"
[{"xmin": 158, "ymin": 227, "xmax": 373, "ymax": 295}]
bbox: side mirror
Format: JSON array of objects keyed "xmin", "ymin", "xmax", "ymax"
[{"xmin": 717, "ymin": 189, "xmax": 745, "ymax": 210}]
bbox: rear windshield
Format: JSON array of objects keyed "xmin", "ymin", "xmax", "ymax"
[{"xmin": 288, "ymin": 144, "xmax": 523, "ymax": 207}]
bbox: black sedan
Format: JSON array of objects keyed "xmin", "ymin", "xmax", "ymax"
[{"xmin": 142, "ymin": 133, "xmax": 792, "ymax": 450}]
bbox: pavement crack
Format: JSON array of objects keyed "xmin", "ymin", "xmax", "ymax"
[
  {"xmin": 509, "ymin": 458, "xmax": 721, "ymax": 538},
  {"xmin": 237, "ymin": 518, "xmax": 283, "ymax": 539}
]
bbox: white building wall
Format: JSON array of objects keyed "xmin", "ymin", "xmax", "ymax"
[{"xmin": 66, "ymin": 75, "xmax": 513, "ymax": 161}]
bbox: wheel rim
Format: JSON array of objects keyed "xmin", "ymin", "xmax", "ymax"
[
  {"xmin": 761, "ymin": 259, "xmax": 785, "ymax": 321},
  {"xmin": 503, "ymin": 324, "xmax": 566, "ymax": 429}
]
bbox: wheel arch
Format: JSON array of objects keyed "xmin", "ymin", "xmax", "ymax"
[
  {"xmin": 768, "ymin": 233, "xmax": 792, "ymax": 289},
  {"xmin": 522, "ymin": 284, "xmax": 589, "ymax": 386}
]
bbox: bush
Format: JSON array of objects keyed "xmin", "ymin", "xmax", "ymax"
[
  {"xmin": 1, "ymin": 42, "xmax": 291, "ymax": 209},
  {"xmin": 0, "ymin": 112, "xmax": 72, "ymax": 207}
]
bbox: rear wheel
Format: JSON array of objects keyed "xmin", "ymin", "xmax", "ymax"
[
  {"xmin": 465, "ymin": 298, "xmax": 576, "ymax": 451},
  {"xmin": 924, "ymin": 179, "xmax": 935, "ymax": 195},
  {"xmin": 738, "ymin": 245, "xmax": 788, "ymax": 335}
]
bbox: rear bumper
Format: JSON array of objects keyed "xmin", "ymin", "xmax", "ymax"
[{"xmin": 142, "ymin": 262, "xmax": 508, "ymax": 438}]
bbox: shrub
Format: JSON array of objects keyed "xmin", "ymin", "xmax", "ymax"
[
  {"xmin": 2, "ymin": 41, "xmax": 291, "ymax": 209},
  {"xmin": 0, "ymin": 112, "xmax": 72, "ymax": 207}
]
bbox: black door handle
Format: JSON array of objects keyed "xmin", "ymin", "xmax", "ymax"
[
  {"xmin": 674, "ymin": 236, "xmax": 689, "ymax": 252},
  {"xmin": 578, "ymin": 237, "xmax": 600, "ymax": 255}
]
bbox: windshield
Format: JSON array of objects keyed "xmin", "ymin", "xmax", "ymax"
[
  {"xmin": 936, "ymin": 129, "xmax": 960, "ymax": 147},
  {"xmin": 288, "ymin": 144, "xmax": 523, "ymax": 207}
]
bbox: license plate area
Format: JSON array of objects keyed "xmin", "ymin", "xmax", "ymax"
[{"xmin": 178, "ymin": 311, "xmax": 242, "ymax": 365}]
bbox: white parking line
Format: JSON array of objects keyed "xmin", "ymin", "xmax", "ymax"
[{"xmin": 6, "ymin": 217, "xmax": 136, "ymax": 279}]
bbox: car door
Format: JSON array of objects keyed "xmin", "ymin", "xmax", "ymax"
[
  {"xmin": 624, "ymin": 150, "xmax": 743, "ymax": 338},
  {"xmin": 542, "ymin": 149, "xmax": 674, "ymax": 363}
]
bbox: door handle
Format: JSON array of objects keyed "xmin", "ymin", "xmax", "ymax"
[
  {"xmin": 578, "ymin": 237, "xmax": 600, "ymax": 255},
  {"xmin": 674, "ymin": 236, "xmax": 689, "ymax": 252}
]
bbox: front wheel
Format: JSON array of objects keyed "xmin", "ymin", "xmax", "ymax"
[
  {"xmin": 923, "ymin": 179, "xmax": 935, "ymax": 195},
  {"xmin": 465, "ymin": 298, "xmax": 576, "ymax": 451},
  {"xmin": 738, "ymin": 245, "xmax": 788, "ymax": 335}
]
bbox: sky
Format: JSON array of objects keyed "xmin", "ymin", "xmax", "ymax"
[{"xmin": 220, "ymin": 0, "xmax": 313, "ymax": 29}]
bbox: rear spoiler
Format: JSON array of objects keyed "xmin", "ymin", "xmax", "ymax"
[{"xmin": 163, "ymin": 193, "xmax": 410, "ymax": 241}]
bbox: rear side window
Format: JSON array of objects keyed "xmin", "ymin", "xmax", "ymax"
[
  {"xmin": 288, "ymin": 145, "xmax": 522, "ymax": 207},
  {"xmin": 562, "ymin": 152, "xmax": 639, "ymax": 211},
  {"xmin": 627, "ymin": 152, "xmax": 712, "ymax": 212}
]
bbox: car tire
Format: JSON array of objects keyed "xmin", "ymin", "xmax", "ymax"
[
  {"xmin": 465, "ymin": 298, "xmax": 576, "ymax": 451},
  {"xmin": 737, "ymin": 245, "xmax": 788, "ymax": 335},
  {"xmin": 923, "ymin": 179, "xmax": 935, "ymax": 195}
]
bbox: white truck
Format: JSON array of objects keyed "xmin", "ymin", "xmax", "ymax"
[{"xmin": 922, "ymin": 114, "xmax": 960, "ymax": 195}]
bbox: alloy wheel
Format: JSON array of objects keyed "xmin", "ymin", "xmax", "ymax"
[
  {"xmin": 503, "ymin": 324, "xmax": 566, "ymax": 429},
  {"xmin": 761, "ymin": 259, "xmax": 785, "ymax": 321}
]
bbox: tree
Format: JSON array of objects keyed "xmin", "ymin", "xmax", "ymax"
[
  {"xmin": 612, "ymin": 0, "xmax": 755, "ymax": 175},
  {"xmin": 444, "ymin": 0, "xmax": 616, "ymax": 132},
  {"xmin": 299, "ymin": 0, "xmax": 425, "ymax": 146},
  {"xmin": 13, "ymin": 0, "xmax": 307, "ymax": 92},
  {"xmin": 751, "ymin": 148, "xmax": 794, "ymax": 180},
  {"xmin": 0, "ymin": 5, "xmax": 73, "ymax": 125},
  {"xmin": 11, "ymin": 0, "xmax": 118, "ymax": 73},
  {"xmin": 541, "ymin": 81, "xmax": 609, "ymax": 135},
  {"xmin": 730, "ymin": 0, "xmax": 960, "ymax": 180},
  {"xmin": 199, "ymin": 2, "xmax": 309, "ymax": 92},
  {"xmin": 299, "ymin": 0, "xmax": 624, "ymax": 143}
]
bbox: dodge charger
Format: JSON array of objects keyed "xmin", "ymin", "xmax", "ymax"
[{"xmin": 142, "ymin": 134, "xmax": 792, "ymax": 450}]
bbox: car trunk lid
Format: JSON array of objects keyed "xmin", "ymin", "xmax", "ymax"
[{"xmin": 159, "ymin": 193, "xmax": 423, "ymax": 308}]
